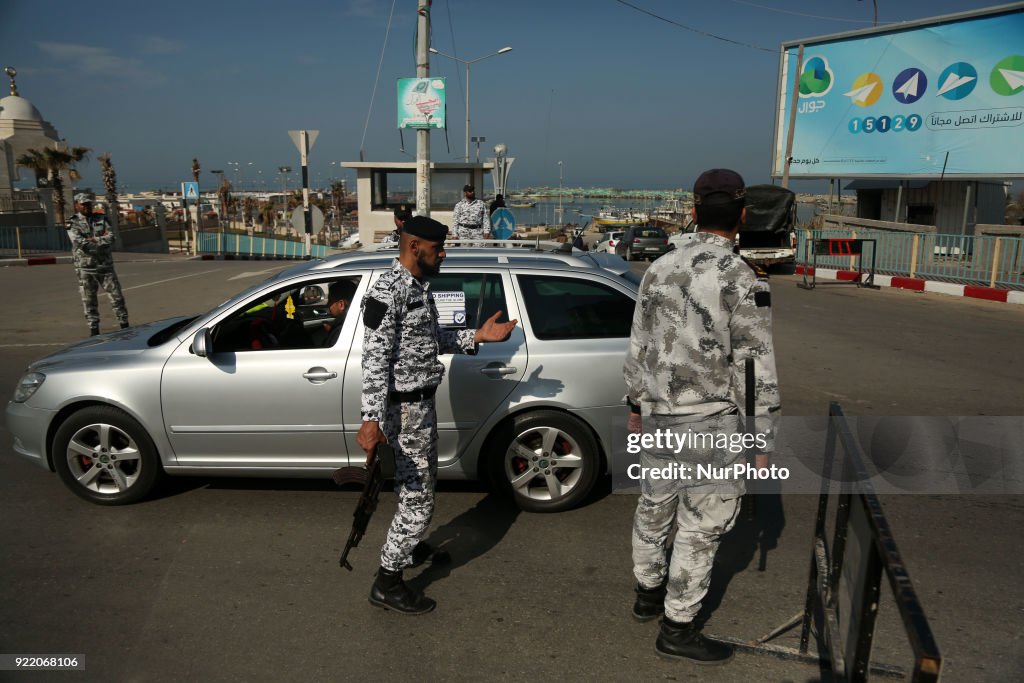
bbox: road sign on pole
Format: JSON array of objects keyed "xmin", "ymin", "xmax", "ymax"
[
  {"xmin": 288, "ymin": 130, "xmax": 319, "ymax": 259},
  {"xmin": 182, "ymin": 182, "xmax": 199, "ymax": 203},
  {"xmin": 490, "ymin": 207, "xmax": 516, "ymax": 239}
]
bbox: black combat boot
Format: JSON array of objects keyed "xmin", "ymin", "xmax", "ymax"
[
  {"xmin": 120, "ymin": 321, "xmax": 130, "ymax": 330},
  {"xmin": 655, "ymin": 618, "xmax": 734, "ymax": 664},
  {"xmin": 89, "ymin": 325, "xmax": 100, "ymax": 337},
  {"xmin": 632, "ymin": 581, "xmax": 666, "ymax": 622},
  {"xmin": 369, "ymin": 567, "xmax": 436, "ymax": 615}
]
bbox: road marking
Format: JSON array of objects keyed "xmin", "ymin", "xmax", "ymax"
[
  {"xmin": 228, "ymin": 266, "xmax": 290, "ymax": 281},
  {"xmin": 122, "ymin": 269, "xmax": 221, "ymax": 291}
]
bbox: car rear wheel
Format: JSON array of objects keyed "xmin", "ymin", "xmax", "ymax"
[
  {"xmin": 488, "ymin": 410, "xmax": 600, "ymax": 513},
  {"xmin": 53, "ymin": 406, "xmax": 162, "ymax": 505}
]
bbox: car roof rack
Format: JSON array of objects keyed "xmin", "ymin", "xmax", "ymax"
[{"xmin": 371, "ymin": 239, "xmax": 574, "ymax": 254}]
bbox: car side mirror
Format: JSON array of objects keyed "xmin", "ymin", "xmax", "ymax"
[{"xmin": 192, "ymin": 328, "xmax": 213, "ymax": 357}]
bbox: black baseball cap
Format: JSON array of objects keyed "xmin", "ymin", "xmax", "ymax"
[
  {"xmin": 463, "ymin": 184, "xmax": 475, "ymax": 193},
  {"xmin": 393, "ymin": 204, "xmax": 412, "ymax": 220},
  {"xmin": 693, "ymin": 169, "xmax": 745, "ymax": 205},
  {"xmin": 403, "ymin": 216, "xmax": 448, "ymax": 242}
]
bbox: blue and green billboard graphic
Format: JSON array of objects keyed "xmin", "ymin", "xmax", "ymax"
[{"xmin": 774, "ymin": 7, "xmax": 1024, "ymax": 178}]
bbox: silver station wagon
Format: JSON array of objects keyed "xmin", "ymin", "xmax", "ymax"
[{"xmin": 7, "ymin": 244, "xmax": 639, "ymax": 512}]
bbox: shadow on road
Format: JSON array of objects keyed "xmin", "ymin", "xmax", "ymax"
[{"xmin": 407, "ymin": 491, "xmax": 521, "ymax": 592}]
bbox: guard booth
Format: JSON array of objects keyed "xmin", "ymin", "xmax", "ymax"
[{"xmin": 341, "ymin": 161, "xmax": 493, "ymax": 246}]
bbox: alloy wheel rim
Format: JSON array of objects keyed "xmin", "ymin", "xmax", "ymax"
[
  {"xmin": 505, "ymin": 425, "xmax": 584, "ymax": 502},
  {"xmin": 65, "ymin": 422, "xmax": 142, "ymax": 494}
]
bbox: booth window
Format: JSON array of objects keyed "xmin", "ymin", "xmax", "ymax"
[{"xmin": 371, "ymin": 170, "xmax": 415, "ymax": 210}]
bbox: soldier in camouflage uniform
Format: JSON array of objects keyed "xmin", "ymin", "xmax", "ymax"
[
  {"xmin": 67, "ymin": 193, "xmax": 129, "ymax": 336},
  {"xmin": 623, "ymin": 169, "xmax": 781, "ymax": 663},
  {"xmin": 452, "ymin": 184, "xmax": 490, "ymax": 242},
  {"xmin": 380, "ymin": 205, "xmax": 411, "ymax": 245},
  {"xmin": 358, "ymin": 216, "xmax": 517, "ymax": 615}
]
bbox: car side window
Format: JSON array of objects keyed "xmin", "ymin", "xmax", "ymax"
[
  {"xmin": 517, "ymin": 274, "xmax": 634, "ymax": 340},
  {"xmin": 427, "ymin": 273, "xmax": 509, "ymax": 330},
  {"xmin": 211, "ymin": 276, "xmax": 361, "ymax": 352}
]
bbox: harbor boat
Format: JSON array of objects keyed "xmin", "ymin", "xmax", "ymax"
[
  {"xmin": 508, "ymin": 199, "xmax": 537, "ymax": 208},
  {"xmin": 594, "ymin": 206, "xmax": 648, "ymax": 226}
]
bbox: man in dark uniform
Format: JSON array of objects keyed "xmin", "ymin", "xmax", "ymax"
[
  {"xmin": 357, "ymin": 216, "xmax": 517, "ymax": 614},
  {"xmin": 66, "ymin": 192, "xmax": 129, "ymax": 336},
  {"xmin": 323, "ymin": 279, "xmax": 357, "ymax": 347}
]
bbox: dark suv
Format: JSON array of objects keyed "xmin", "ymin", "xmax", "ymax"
[{"xmin": 615, "ymin": 226, "xmax": 671, "ymax": 261}]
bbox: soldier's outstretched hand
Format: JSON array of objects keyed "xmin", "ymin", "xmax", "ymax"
[{"xmin": 475, "ymin": 310, "xmax": 518, "ymax": 343}]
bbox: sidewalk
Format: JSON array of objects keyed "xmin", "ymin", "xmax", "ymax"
[{"xmin": 796, "ymin": 264, "xmax": 1024, "ymax": 305}]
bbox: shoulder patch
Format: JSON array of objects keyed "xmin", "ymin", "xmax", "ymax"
[
  {"xmin": 363, "ymin": 298, "xmax": 388, "ymax": 330},
  {"xmin": 754, "ymin": 291, "xmax": 771, "ymax": 308}
]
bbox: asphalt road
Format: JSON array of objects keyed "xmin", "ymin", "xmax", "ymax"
[{"xmin": 0, "ymin": 255, "xmax": 1022, "ymax": 681}]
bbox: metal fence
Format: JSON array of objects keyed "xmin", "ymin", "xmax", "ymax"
[
  {"xmin": 0, "ymin": 225, "xmax": 71, "ymax": 258},
  {"xmin": 195, "ymin": 231, "xmax": 330, "ymax": 259},
  {"xmin": 797, "ymin": 229, "xmax": 1024, "ymax": 289}
]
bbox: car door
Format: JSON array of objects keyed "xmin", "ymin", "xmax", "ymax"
[
  {"xmin": 341, "ymin": 268, "xmax": 527, "ymax": 467},
  {"xmin": 160, "ymin": 274, "xmax": 366, "ymax": 471}
]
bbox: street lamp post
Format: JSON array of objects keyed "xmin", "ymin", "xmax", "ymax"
[
  {"xmin": 429, "ymin": 46, "xmax": 512, "ymax": 162},
  {"xmin": 557, "ymin": 161, "xmax": 563, "ymax": 227}
]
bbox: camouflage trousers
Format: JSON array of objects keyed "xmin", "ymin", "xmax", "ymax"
[
  {"xmin": 456, "ymin": 227, "xmax": 484, "ymax": 244},
  {"xmin": 77, "ymin": 268, "xmax": 128, "ymax": 330},
  {"xmin": 379, "ymin": 396, "xmax": 438, "ymax": 572},
  {"xmin": 632, "ymin": 488, "xmax": 741, "ymax": 622}
]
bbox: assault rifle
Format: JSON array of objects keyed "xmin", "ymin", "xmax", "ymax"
[
  {"xmin": 333, "ymin": 443, "xmax": 396, "ymax": 571},
  {"xmin": 742, "ymin": 357, "xmax": 770, "ymax": 573}
]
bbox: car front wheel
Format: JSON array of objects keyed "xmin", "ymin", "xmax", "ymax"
[
  {"xmin": 53, "ymin": 406, "xmax": 162, "ymax": 505},
  {"xmin": 488, "ymin": 410, "xmax": 601, "ymax": 513}
]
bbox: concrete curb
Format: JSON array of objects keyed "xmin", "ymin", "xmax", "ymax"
[{"xmin": 795, "ymin": 265, "xmax": 1022, "ymax": 305}]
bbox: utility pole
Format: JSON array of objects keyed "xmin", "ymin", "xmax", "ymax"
[
  {"xmin": 416, "ymin": 0, "xmax": 431, "ymax": 216},
  {"xmin": 288, "ymin": 131, "xmax": 319, "ymax": 258},
  {"xmin": 781, "ymin": 44, "xmax": 804, "ymax": 189}
]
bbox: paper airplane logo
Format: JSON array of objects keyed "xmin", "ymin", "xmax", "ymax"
[
  {"xmin": 844, "ymin": 73, "xmax": 883, "ymax": 107},
  {"xmin": 892, "ymin": 67, "xmax": 927, "ymax": 104},
  {"xmin": 936, "ymin": 62, "xmax": 978, "ymax": 100},
  {"xmin": 991, "ymin": 56, "xmax": 1024, "ymax": 96}
]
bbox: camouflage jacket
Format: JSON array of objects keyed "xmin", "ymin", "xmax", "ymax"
[
  {"xmin": 67, "ymin": 212, "xmax": 115, "ymax": 272},
  {"xmin": 623, "ymin": 231, "xmax": 781, "ymax": 448},
  {"xmin": 360, "ymin": 260, "xmax": 477, "ymax": 422},
  {"xmin": 452, "ymin": 198, "xmax": 491, "ymax": 234}
]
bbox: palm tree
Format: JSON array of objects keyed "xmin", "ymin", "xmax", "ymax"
[{"xmin": 15, "ymin": 145, "xmax": 90, "ymax": 226}]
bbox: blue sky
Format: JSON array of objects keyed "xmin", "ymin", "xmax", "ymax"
[{"xmin": 2, "ymin": 0, "xmax": 1013, "ymax": 193}]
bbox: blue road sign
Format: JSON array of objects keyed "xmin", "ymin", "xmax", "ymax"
[
  {"xmin": 182, "ymin": 181, "xmax": 199, "ymax": 203},
  {"xmin": 490, "ymin": 208, "xmax": 515, "ymax": 240}
]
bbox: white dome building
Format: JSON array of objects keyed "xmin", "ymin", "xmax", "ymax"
[{"xmin": 0, "ymin": 67, "xmax": 73, "ymax": 230}]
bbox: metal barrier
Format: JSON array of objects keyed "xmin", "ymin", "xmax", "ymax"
[
  {"xmin": 799, "ymin": 237, "xmax": 879, "ymax": 290},
  {"xmin": 0, "ymin": 225, "xmax": 71, "ymax": 257},
  {"xmin": 195, "ymin": 231, "xmax": 330, "ymax": 258},
  {"xmin": 797, "ymin": 229, "xmax": 1024, "ymax": 289}
]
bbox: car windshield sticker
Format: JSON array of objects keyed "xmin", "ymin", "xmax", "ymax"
[
  {"xmin": 285, "ymin": 295, "xmax": 296, "ymax": 320},
  {"xmin": 433, "ymin": 291, "xmax": 467, "ymax": 327}
]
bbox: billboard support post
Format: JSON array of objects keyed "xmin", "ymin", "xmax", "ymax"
[{"xmin": 781, "ymin": 44, "xmax": 804, "ymax": 189}]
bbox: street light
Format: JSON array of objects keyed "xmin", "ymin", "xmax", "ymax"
[
  {"xmin": 557, "ymin": 161, "xmax": 563, "ymax": 226},
  {"xmin": 429, "ymin": 45, "xmax": 512, "ymax": 162}
]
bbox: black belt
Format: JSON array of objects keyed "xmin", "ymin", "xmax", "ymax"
[{"xmin": 389, "ymin": 387, "xmax": 437, "ymax": 402}]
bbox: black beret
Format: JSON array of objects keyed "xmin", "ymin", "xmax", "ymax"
[
  {"xmin": 403, "ymin": 216, "xmax": 448, "ymax": 242},
  {"xmin": 694, "ymin": 168, "xmax": 745, "ymax": 205}
]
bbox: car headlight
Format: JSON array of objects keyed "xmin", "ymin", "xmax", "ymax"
[{"xmin": 13, "ymin": 372, "xmax": 46, "ymax": 403}]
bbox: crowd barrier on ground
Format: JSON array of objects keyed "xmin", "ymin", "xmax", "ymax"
[
  {"xmin": 0, "ymin": 225, "xmax": 71, "ymax": 258},
  {"xmin": 195, "ymin": 231, "xmax": 330, "ymax": 259},
  {"xmin": 797, "ymin": 228, "xmax": 1024, "ymax": 289}
]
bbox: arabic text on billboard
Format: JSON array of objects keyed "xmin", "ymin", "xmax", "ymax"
[
  {"xmin": 398, "ymin": 78, "xmax": 446, "ymax": 129},
  {"xmin": 773, "ymin": 7, "xmax": 1024, "ymax": 178}
]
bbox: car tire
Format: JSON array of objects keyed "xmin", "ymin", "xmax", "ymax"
[
  {"xmin": 52, "ymin": 406, "xmax": 162, "ymax": 505},
  {"xmin": 487, "ymin": 410, "xmax": 601, "ymax": 513}
]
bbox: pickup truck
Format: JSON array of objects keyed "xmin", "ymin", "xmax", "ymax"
[{"xmin": 736, "ymin": 184, "xmax": 797, "ymax": 268}]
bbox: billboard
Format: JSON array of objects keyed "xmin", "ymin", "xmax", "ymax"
[
  {"xmin": 773, "ymin": 4, "xmax": 1024, "ymax": 179},
  {"xmin": 397, "ymin": 77, "xmax": 446, "ymax": 129}
]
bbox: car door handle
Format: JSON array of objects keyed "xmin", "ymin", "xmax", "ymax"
[
  {"xmin": 303, "ymin": 367, "xmax": 338, "ymax": 383},
  {"xmin": 480, "ymin": 365, "xmax": 517, "ymax": 377}
]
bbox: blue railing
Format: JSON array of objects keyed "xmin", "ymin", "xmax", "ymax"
[
  {"xmin": 797, "ymin": 229, "xmax": 1024, "ymax": 289},
  {"xmin": 196, "ymin": 231, "xmax": 331, "ymax": 258},
  {"xmin": 0, "ymin": 225, "xmax": 71, "ymax": 257}
]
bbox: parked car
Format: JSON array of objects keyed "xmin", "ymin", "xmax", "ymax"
[
  {"xmin": 615, "ymin": 226, "xmax": 671, "ymax": 261},
  {"xmin": 7, "ymin": 246, "xmax": 640, "ymax": 513},
  {"xmin": 596, "ymin": 230, "xmax": 626, "ymax": 254}
]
